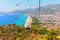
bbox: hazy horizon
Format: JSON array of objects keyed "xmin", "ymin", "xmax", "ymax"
[
  {"xmin": 0, "ymin": 0, "xmax": 39, "ymax": 12},
  {"xmin": 41, "ymin": 0, "xmax": 60, "ymax": 7}
]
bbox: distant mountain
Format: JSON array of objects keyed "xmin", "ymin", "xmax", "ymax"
[
  {"xmin": 8, "ymin": 4, "xmax": 60, "ymax": 15},
  {"xmin": 40, "ymin": 4, "xmax": 60, "ymax": 14},
  {"xmin": 9, "ymin": 7, "xmax": 39, "ymax": 15}
]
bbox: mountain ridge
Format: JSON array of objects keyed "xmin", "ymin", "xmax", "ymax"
[{"xmin": 40, "ymin": 4, "xmax": 60, "ymax": 14}]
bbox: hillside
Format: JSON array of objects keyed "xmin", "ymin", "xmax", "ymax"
[
  {"xmin": 9, "ymin": 4, "xmax": 60, "ymax": 15},
  {"xmin": 0, "ymin": 24, "xmax": 60, "ymax": 40},
  {"xmin": 8, "ymin": 7, "xmax": 39, "ymax": 15},
  {"xmin": 40, "ymin": 4, "xmax": 60, "ymax": 14}
]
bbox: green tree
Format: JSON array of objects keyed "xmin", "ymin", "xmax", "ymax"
[
  {"xmin": 47, "ymin": 29, "xmax": 58, "ymax": 40},
  {"xmin": 30, "ymin": 24, "xmax": 47, "ymax": 35},
  {"xmin": 32, "ymin": 17, "xmax": 41, "ymax": 26}
]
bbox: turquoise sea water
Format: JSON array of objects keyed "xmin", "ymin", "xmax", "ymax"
[{"xmin": 0, "ymin": 12, "xmax": 28, "ymax": 27}]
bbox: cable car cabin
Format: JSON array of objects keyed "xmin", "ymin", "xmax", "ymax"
[{"xmin": 0, "ymin": 12, "xmax": 32, "ymax": 28}]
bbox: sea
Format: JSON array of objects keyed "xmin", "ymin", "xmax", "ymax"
[{"xmin": 0, "ymin": 12, "xmax": 28, "ymax": 27}]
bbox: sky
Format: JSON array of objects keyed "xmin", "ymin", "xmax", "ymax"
[
  {"xmin": 41, "ymin": 0, "xmax": 60, "ymax": 6},
  {"xmin": 0, "ymin": 0, "xmax": 39, "ymax": 12}
]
